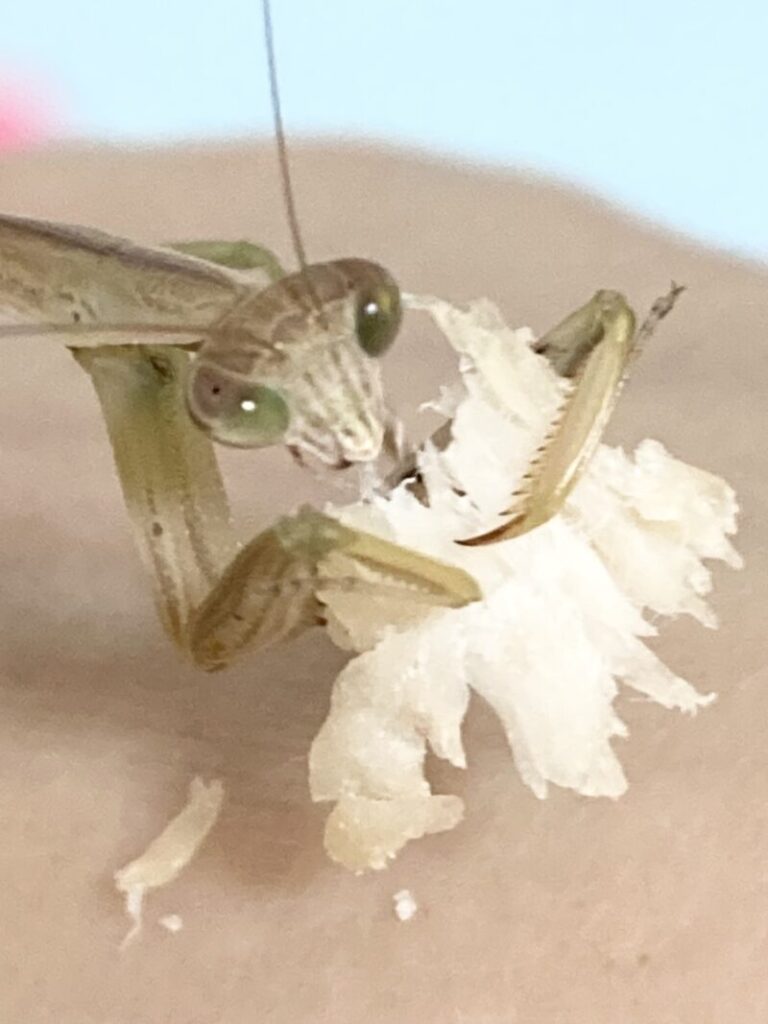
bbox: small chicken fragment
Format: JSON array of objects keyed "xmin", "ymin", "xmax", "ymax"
[
  {"xmin": 114, "ymin": 777, "xmax": 224, "ymax": 948},
  {"xmin": 393, "ymin": 889, "xmax": 419, "ymax": 922}
]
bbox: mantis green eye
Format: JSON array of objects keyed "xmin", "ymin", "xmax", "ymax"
[
  {"xmin": 186, "ymin": 365, "xmax": 290, "ymax": 448},
  {"xmin": 355, "ymin": 283, "xmax": 402, "ymax": 357}
]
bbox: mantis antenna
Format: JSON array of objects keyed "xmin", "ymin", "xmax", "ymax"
[{"xmin": 261, "ymin": 0, "xmax": 325, "ymax": 318}]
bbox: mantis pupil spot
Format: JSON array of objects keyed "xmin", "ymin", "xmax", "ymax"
[{"xmin": 186, "ymin": 364, "xmax": 290, "ymax": 449}]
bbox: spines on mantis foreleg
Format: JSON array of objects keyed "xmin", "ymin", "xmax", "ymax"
[
  {"xmin": 459, "ymin": 284, "xmax": 685, "ymax": 547},
  {"xmin": 460, "ymin": 290, "xmax": 637, "ymax": 546}
]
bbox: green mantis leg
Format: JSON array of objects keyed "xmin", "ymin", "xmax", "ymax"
[
  {"xmin": 461, "ymin": 290, "xmax": 637, "ymax": 546},
  {"xmin": 72, "ymin": 241, "xmax": 286, "ymax": 641},
  {"xmin": 461, "ymin": 285, "xmax": 683, "ymax": 546},
  {"xmin": 73, "ymin": 345, "xmax": 238, "ymax": 646}
]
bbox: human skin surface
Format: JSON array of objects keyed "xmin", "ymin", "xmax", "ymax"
[{"xmin": 0, "ymin": 143, "xmax": 766, "ymax": 1024}]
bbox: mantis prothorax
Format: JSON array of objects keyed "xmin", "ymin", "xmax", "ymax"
[{"xmin": 0, "ymin": 2, "xmax": 682, "ymax": 672}]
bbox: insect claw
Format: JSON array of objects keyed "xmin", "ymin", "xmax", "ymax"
[{"xmin": 456, "ymin": 514, "xmax": 526, "ymax": 547}]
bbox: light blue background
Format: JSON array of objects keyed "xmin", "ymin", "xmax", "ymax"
[{"xmin": 2, "ymin": 1, "xmax": 765, "ymax": 259}]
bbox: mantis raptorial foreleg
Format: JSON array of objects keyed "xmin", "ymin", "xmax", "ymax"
[
  {"xmin": 460, "ymin": 284, "xmax": 683, "ymax": 546},
  {"xmin": 461, "ymin": 290, "xmax": 638, "ymax": 546},
  {"xmin": 75, "ymin": 340, "xmax": 481, "ymax": 672},
  {"xmin": 190, "ymin": 506, "xmax": 481, "ymax": 670},
  {"xmin": 73, "ymin": 345, "xmax": 239, "ymax": 645}
]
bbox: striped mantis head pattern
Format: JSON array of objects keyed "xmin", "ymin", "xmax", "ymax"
[
  {"xmin": 0, "ymin": 1, "xmax": 682, "ymax": 670},
  {"xmin": 187, "ymin": 256, "xmax": 401, "ymax": 466}
]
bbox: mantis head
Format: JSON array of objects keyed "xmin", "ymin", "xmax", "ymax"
[{"xmin": 185, "ymin": 258, "xmax": 402, "ymax": 467}]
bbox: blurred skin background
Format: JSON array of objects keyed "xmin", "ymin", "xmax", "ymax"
[{"xmin": 0, "ymin": 0, "xmax": 765, "ymax": 259}]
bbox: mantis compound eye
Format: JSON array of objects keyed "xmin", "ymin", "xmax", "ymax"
[
  {"xmin": 186, "ymin": 364, "xmax": 290, "ymax": 449},
  {"xmin": 354, "ymin": 280, "xmax": 402, "ymax": 357}
]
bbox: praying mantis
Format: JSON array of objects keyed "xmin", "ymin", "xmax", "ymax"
[{"xmin": 0, "ymin": 5, "xmax": 680, "ymax": 674}]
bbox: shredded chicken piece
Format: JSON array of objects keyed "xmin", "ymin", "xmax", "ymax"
[
  {"xmin": 114, "ymin": 777, "xmax": 224, "ymax": 947},
  {"xmin": 309, "ymin": 295, "xmax": 740, "ymax": 870}
]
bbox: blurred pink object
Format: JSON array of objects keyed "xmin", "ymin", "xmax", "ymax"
[{"xmin": 0, "ymin": 77, "xmax": 55, "ymax": 150}]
